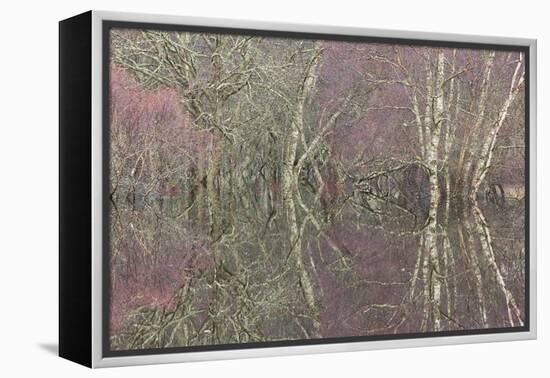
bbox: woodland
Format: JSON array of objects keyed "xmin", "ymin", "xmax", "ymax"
[{"xmin": 108, "ymin": 28, "xmax": 527, "ymax": 350}]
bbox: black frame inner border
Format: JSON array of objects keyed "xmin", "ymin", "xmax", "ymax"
[{"xmin": 102, "ymin": 19, "xmax": 531, "ymax": 358}]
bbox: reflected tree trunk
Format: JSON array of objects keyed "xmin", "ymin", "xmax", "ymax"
[
  {"xmin": 471, "ymin": 204, "xmax": 524, "ymax": 326},
  {"xmin": 459, "ymin": 206, "xmax": 489, "ymax": 327}
]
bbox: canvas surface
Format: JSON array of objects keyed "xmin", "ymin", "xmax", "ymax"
[{"xmin": 105, "ymin": 24, "xmax": 528, "ymax": 354}]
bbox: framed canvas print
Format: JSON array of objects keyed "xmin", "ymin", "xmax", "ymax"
[{"xmin": 59, "ymin": 10, "xmax": 537, "ymax": 368}]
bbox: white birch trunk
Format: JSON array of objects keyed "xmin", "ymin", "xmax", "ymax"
[
  {"xmin": 282, "ymin": 49, "xmax": 322, "ymax": 336},
  {"xmin": 470, "ymin": 55, "xmax": 524, "ymax": 201},
  {"xmin": 457, "ymin": 52, "xmax": 495, "ymax": 199}
]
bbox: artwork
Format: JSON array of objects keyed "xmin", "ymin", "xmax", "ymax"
[
  {"xmin": 58, "ymin": 11, "xmax": 537, "ymax": 367},
  {"xmin": 105, "ymin": 23, "xmax": 529, "ymax": 355}
]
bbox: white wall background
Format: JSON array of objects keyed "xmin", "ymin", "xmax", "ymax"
[{"xmin": 0, "ymin": 0, "xmax": 546, "ymax": 376}]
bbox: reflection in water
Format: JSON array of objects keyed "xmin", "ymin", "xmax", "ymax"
[{"xmin": 109, "ymin": 180, "xmax": 525, "ymax": 349}]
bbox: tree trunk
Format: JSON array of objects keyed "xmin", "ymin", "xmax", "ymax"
[
  {"xmin": 456, "ymin": 52, "xmax": 495, "ymax": 201},
  {"xmin": 207, "ymin": 130, "xmax": 224, "ymax": 241},
  {"xmin": 423, "ymin": 51, "xmax": 445, "ymax": 331},
  {"xmin": 470, "ymin": 55, "xmax": 524, "ymax": 201},
  {"xmin": 282, "ymin": 49, "xmax": 322, "ymax": 337}
]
